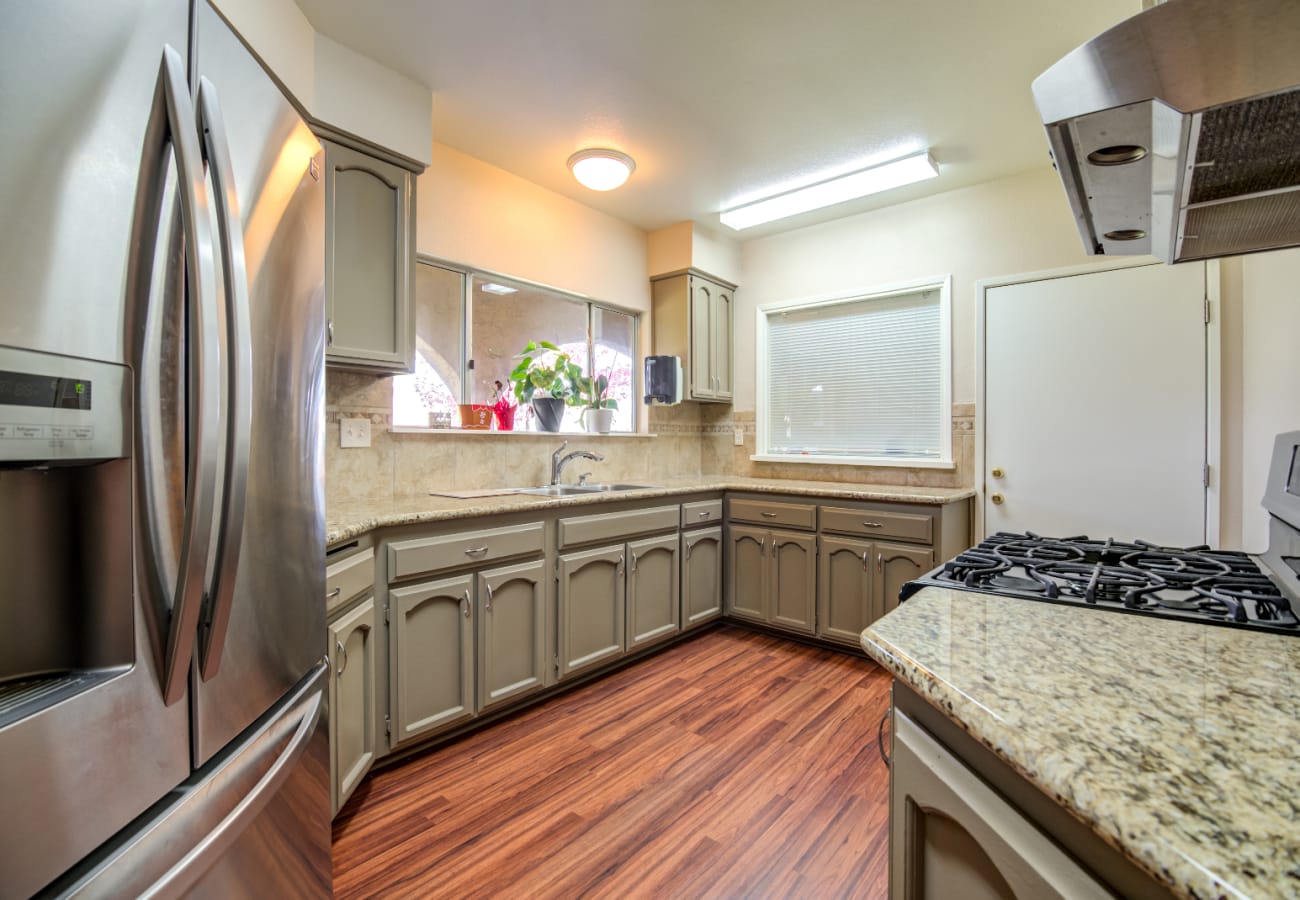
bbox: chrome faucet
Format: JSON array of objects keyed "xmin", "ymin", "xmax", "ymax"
[{"xmin": 551, "ymin": 440, "xmax": 604, "ymax": 485}]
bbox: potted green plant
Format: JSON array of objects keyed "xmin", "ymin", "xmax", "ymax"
[
  {"xmin": 509, "ymin": 341, "xmax": 579, "ymax": 433},
  {"xmin": 570, "ymin": 371, "xmax": 618, "ymax": 433}
]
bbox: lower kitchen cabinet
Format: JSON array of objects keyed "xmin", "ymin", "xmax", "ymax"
[
  {"xmin": 388, "ymin": 574, "xmax": 475, "ymax": 747},
  {"xmin": 626, "ymin": 533, "xmax": 680, "ymax": 650},
  {"xmin": 726, "ymin": 525, "xmax": 815, "ymax": 634},
  {"xmin": 328, "ymin": 595, "xmax": 377, "ymax": 816},
  {"xmin": 477, "ymin": 560, "xmax": 547, "ymax": 712},
  {"xmin": 681, "ymin": 526, "xmax": 722, "ymax": 628},
  {"xmin": 891, "ymin": 709, "xmax": 1110, "ymax": 899},
  {"xmin": 558, "ymin": 544, "xmax": 626, "ymax": 677},
  {"xmin": 817, "ymin": 538, "xmax": 933, "ymax": 647}
]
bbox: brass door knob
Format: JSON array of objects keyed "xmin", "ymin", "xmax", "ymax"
[
  {"xmin": 991, "ymin": 467, "xmax": 1005, "ymax": 479},
  {"xmin": 990, "ymin": 493, "xmax": 1005, "ymax": 505}
]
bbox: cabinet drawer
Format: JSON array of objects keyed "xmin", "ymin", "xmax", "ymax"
[
  {"xmin": 820, "ymin": 506, "xmax": 933, "ymax": 544},
  {"xmin": 326, "ymin": 546, "xmax": 375, "ymax": 617},
  {"xmin": 728, "ymin": 498, "xmax": 816, "ymax": 531},
  {"xmin": 387, "ymin": 522, "xmax": 545, "ymax": 581},
  {"xmin": 681, "ymin": 500, "xmax": 723, "ymax": 528},
  {"xmin": 558, "ymin": 505, "xmax": 680, "ymax": 549}
]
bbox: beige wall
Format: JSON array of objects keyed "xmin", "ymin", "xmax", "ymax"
[
  {"xmin": 416, "ymin": 142, "xmax": 650, "ymax": 315},
  {"xmin": 735, "ymin": 168, "xmax": 1101, "ymax": 411},
  {"xmin": 1220, "ymin": 247, "xmax": 1300, "ymax": 550}
]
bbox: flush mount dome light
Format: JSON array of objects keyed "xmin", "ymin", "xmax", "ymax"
[{"xmin": 567, "ymin": 149, "xmax": 636, "ymax": 191}]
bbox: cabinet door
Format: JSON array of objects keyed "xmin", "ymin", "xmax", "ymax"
[
  {"xmin": 712, "ymin": 285, "xmax": 733, "ymax": 400},
  {"xmin": 324, "ymin": 141, "xmax": 414, "ymax": 371},
  {"xmin": 329, "ymin": 596, "xmax": 376, "ymax": 816},
  {"xmin": 388, "ymin": 574, "xmax": 475, "ymax": 747},
  {"xmin": 726, "ymin": 525, "xmax": 768, "ymax": 622},
  {"xmin": 477, "ymin": 560, "xmax": 547, "ymax": 713},
  {"xmin": 626, "ymin": 533, "xmax": 680, "ymax": 650},
  {"xmin": 769, "ymin": 530, "xmax": 817, "ymax": 635},
  {"xmin": 874, "ymin": 542, "xmax": 934, "ymax": 619},
  {"xmin": 891, "ymin": 710, "xmax": 1112, "ymax": 900},
  {"xmin": 682, "ymin": 526, "xmax": 723, "ymax": 629},
  {"xmin": 557, "ymin": 545, "xmax": 626, "ymax": 678},
  {"xmin": 818, "ymin": 535, "xmax": 874, "ymax": 647},
  {"xmin": 689, "ymin": 276, "xmax": 715, "ymax": 399}
]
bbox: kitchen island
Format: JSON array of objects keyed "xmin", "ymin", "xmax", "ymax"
[{"xmin": 862, "ymin": 586, "xmax": 1300, "ymax": 900}]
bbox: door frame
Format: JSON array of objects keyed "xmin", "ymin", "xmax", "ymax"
[{"xmin": 974, "ymin": 258, "xmax": 1221, "ymax": 546}]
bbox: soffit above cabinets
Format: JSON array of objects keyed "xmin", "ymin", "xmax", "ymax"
[{"xmin": 296, "ymin": 0, "xmax": 1139, "ymax": 237}]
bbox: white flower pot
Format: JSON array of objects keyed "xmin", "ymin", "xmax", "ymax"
[{"xmin": 583, "ymin": 408, "xmax": 614, "ymax": 434}]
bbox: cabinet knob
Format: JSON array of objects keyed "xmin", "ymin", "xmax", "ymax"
[
  {"xmin": 991, "ymin": 467, "xmax": 1005, "ymax": 479},
  {"xmin": 991, "ymin": 492, "xmax": 1005, "ymax": 506}
]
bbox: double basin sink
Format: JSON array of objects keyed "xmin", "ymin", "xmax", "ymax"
[{"xmin": 513, "ymin": 483, "xmax": 659, "ymax": 497}]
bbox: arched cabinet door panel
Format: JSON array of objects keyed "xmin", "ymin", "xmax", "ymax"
[{"xmin": 557, "ymin": 545, "xmax": 626, "ymax": 677}]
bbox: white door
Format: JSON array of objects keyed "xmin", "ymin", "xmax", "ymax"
[{"xmin": 982, "ymin": 263, "xmax": 1209, "ymax": 547}]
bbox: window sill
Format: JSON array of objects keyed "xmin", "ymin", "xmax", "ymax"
[
  {"xmin": 749, "ymin": 453, "xmax": 955, "ymax": 470},
  {"xmin": 390, "ymin": 427, "xmax": 658, "ymax": 439}
]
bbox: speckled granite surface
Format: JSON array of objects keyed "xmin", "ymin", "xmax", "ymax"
[
  {"xmin": 326, "ymin": 476, "xmax": 974, "ymax": 546},
  {"xmin": 862, "ymin": 587, "xmax": 1300, "ymax": 900}
]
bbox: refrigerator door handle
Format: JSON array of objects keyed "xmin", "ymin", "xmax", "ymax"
[
  {"xmin": 131, "ymin": 45, "xmax": 223, "ymax": 706},
  {"xmin": 195, "ymin": 75, "xmax": 253, "ymax": 682}
]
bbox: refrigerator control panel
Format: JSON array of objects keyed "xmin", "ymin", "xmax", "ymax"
[{"xmin": 0, "ymin": 346, "xmax": 126, "ymax": 463}]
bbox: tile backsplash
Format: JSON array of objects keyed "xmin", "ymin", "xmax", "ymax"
[{"xmin": 326, "ymin": 371, "xmax": 975, "ymax": 504}]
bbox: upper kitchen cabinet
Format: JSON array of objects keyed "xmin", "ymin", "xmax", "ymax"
[
  {"xmin": 322, "ymin": 138, "xmax": 417, "ymax": 373},
  {"xmin": 651, "ymin": 269, "xmax": 735, "ymax": 402}
]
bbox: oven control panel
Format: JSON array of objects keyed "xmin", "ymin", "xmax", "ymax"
[{"xmin": 0, "ymin": 346, "xmax": 127, "ymax": 463}]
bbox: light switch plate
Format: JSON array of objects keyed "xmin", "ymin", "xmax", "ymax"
[
  {"xmin": 341, "ymin": 417, "xmax": 371, "ymax": 448},
  {"xmin": 733, "ymin": 427, "xmax": 744, "ymax": 446}
]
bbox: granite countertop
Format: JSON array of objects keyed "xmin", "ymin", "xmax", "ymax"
[
  {"xmin": 862, "ymin": 587, "xmax": 1300, "ymax": 900},
  {"xmin": 326, "ymin": 476, "xmax": 975, "ymax": 546}
]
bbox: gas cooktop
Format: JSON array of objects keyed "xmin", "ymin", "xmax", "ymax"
[{"xmin": 901, "ymin": 531, "xmax": 1299, "ymax": 636}]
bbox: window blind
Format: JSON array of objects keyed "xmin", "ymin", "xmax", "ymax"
[{"xmin": 764, "ymin": 290, "xmax": 943, "ymax": 459}]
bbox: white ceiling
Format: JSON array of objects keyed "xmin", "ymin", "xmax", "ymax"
[{"xmin": 296, "ymin": 0, "xmax": 1139, "ymax": 238}]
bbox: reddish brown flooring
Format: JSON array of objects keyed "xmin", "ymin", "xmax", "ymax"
[{"xmin": 332, "ymin": 625, "xmax": 892, "ymax": 899}]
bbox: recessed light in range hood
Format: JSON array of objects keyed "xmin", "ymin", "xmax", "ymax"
[{"xmin": 1032, "ymin": 0, "xmax": 1300, "ymax": 264}]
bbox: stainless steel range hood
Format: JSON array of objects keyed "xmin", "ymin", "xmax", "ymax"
[{"xmin": 1033, "ymin": 0, "xmax": 1300, "ymax": 264}]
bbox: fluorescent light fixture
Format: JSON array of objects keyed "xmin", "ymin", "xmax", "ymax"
[
  {"xmin": 480, "ymin": 282, "xmax": 517, "ymax": 295},
  {"xmin": 719, "ymin": 151, "xmax": 939, "ymax": 230},
  {"xmin": 567, "ymin": 148, "xmax": 636, "ymax": 191}
]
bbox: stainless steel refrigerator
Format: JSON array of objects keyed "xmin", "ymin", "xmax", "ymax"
[{"xmin": 0, "ymin": 0, "xmax": 330, "ymax": 895}]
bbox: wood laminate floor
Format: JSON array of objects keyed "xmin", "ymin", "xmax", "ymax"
[{"xmin": 332, "ymin": 626, "xmax": 892, "ymax": 899}]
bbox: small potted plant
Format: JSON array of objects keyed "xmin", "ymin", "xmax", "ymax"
[
  {"xmin": 571, "ymin": 371, "xmax": 618, "ymax": 433},
  {"xmin": 509, "ymin": 341, "xmax": 578, "ymax": 433},
  {"xmin": 490, "ymin": 380, "xmax": 517, "ymax": 431}
]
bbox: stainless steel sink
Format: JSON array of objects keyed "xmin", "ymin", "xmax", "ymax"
[{"xmin": 510, "ymin": 483, "xmax": 659, "ymax": 496}]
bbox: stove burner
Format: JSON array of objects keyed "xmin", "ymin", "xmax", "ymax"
[
  {"xmin": 988, "ymin": 574, "xmax": 1048, "ymax": 593},
  {"xmin": 1119, "ymin": 550, "xmax": 1234, "ymax": 584},
  {"xmin": 1032, "ymin": 561, "xmax": 1158, "ymax": 604}
]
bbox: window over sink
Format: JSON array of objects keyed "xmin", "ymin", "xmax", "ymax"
[
  {"xmin": 755, "ymin": 277, "xmax": 952, "ymax": 467},
  {"xmin": 393, "ymin": 260, "xmax": 639, "ymax": 433}
]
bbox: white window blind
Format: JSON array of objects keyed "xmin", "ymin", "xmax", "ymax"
[{"xmin": 763, "ymin": 289, "xmax": 946, "ymax": 461}]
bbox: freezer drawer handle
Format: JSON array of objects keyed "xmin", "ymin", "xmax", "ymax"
[
  {"xmin": 196, "ymin": 74, "xmax": 255, "ymax": 683},
  {"xmin": 131, "ymin": 45, "xmax": 222, "ymax": 707}
]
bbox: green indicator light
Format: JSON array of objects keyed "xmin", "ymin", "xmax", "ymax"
[{"xmin": 75, "ymin": 383, "xmax": 84, "ymax": 394}]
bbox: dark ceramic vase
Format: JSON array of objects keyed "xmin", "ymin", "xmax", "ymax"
[{"xmin": 531, "ymin": 396, "xmax": 566, "ymax": 432}]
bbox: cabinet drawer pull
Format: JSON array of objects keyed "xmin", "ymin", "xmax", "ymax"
[
  {"xmin": 462, "ymin": 588, "xmax": 471, "ymax": 619},
  {"xmin": 464, "ymin": 546, "xmax": 489, "ymax": 557},
  {"xmin": 862, "ymin": 550, "xmax": 870, "ymax": 571},
  {"xmin": 698, "ymin": 511, "xmax": 711, "ymax": 518},
  {"xmin": 761, "ymin": 511, "xmax": 778, "ymax": 518},
  {"xmin": 335, "ymin": 639, "xmax": 347, "ymax": 677},
  {"xmin": 629, "ymin": 551, "xmax": 638, "ymax": 574},
  {"xmin": 484, "ymin": 583, "xmax": 494, "ymax": 612},
  {"xmin": 326, "ymin": 587, "xmax": 341, "ymax": 599},
  {"xmin": 684, "ymin": 541, "xmax": 692, "ymax": 561},
  {"xmin": 877, "ymin": 552, "xmax": 884, "ymax": 573},
  {"xmin": 862, "ymin": 521, "xmax": 883, "ymax": 528}
]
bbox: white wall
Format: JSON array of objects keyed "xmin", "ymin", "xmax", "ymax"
[
  {"xmin": 736, "ymin": 168, "xmax": 1098, "ymax": 410},
  {"xmin": 416, "ymin": 141, "xmax": 649, "ymax": 314},
  {"xmin": 211, "ymin": 0, "xmax": 432, "ymax": 164},
  {"xmin": 1220, "ymin": 247, "xmax": 1300, "ymax": 550}
]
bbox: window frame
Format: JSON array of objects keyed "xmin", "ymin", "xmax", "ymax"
[
  {"xmin": 407, "ymin": 254, "xmax": 641, "ymax": 433},
  {"xmin": 753, "ymin": 275, "xmax": 953, "ymax": 468}
]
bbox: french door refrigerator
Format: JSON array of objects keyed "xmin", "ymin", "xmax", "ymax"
[{"xmin": 0, "ymin": 0, "xmax": 330, "ymax": 896}]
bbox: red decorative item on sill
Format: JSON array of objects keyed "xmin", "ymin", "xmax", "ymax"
[{"xmin": 492, "ymin": 380, "xmax": 517, "ymax": 431}]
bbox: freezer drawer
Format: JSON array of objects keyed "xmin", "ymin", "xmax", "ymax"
[{"xmin": 46, "ymin": 663, "xmax": 331, "ymax": 899}]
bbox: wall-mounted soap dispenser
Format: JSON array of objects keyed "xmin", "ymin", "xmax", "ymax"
[{"xmin": 643, "ymin": 355, "xmax": 683, "ymax": 405}]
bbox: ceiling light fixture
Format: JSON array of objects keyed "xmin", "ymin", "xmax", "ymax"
[
  {"xmin": 567, "ymin": 148, "xmax": 636, "ymax": 191},
  {"xmin": 480, "ymin": 282, "xmax": 518, "ymax": 295},
  {"xmin": 719, "ymin": 151, "xmax": 939, "ymax": 230}
]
